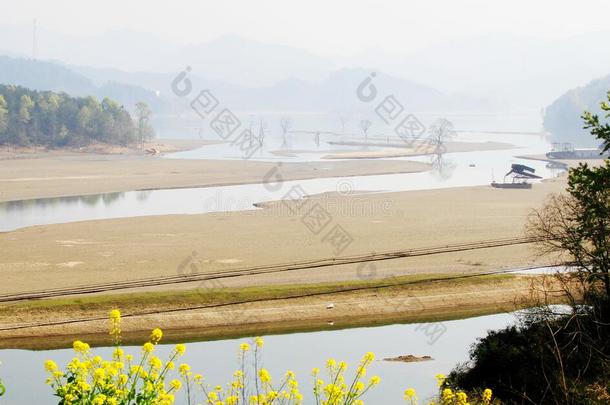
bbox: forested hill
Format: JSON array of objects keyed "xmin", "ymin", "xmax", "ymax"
[
  {"xmin": 0, "ymin": 85, "xmax": 138, "ymax": 147},
  {"xmin": 544, "ymin": 74, "xmax": 610, "ymax": 147}
]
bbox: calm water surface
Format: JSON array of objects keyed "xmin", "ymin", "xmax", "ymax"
[
  {"xmin": 0, "ymin": 311, "xmax": 518, "ymax": 405},
  {"xmin": 0, "ymin": 145, "xmax": 562, "ymax": 232}
]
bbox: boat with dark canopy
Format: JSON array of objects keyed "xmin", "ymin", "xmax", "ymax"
[{"xmin": 491, "ymin": 164, "xmax": 541, "ymax": 189}]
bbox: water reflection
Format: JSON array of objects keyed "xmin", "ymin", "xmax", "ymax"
[
  {"xmin": 0, "ymin": 191, "xmax": 155, "ymax": 231},
  {"xmin": 2, "ymin": 192, "xmax": 129, "ymax": 212},
  {"xmin": 429, "ymin": 152, "xmax": 457, "ymax": 180},
  {"xmin": 135, "ymin": 190, "xmax": 153, "ymax": 202}
]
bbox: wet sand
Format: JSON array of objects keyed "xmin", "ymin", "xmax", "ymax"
[
  {"xmin": 0, "ymin": 139, "xmax": 521, "ymax": 202},
  {"xmin": 0, "ymin": 179, "xmax": 566, "ymax": 296},
  {"xmin": 323, "ymin": 141, "xmax": 515, "ymax": 159},
  {"xmin": 0, "ymin": 156, "xmax": 430, "ymax": 202}
]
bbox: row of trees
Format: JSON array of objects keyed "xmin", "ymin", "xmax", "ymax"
[{"xmin": 0, "ymin": 85, "xmax": 153, "ymax": 148}]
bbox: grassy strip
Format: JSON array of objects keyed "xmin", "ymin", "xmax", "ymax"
[
  {"xmin": 0, "ymin": 273, "xmax": 561, "ymax": 350},
  {"xmin": 0, "ymin": 273, "xmax": 516, "ymax": 315}
]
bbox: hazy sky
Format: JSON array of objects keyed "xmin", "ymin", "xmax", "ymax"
[{"xmin": 4, "ymin": 0, "xmax": 610, "ymax": 54}]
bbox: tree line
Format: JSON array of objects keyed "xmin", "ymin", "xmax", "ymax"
[{"xmin": 0, "ymin": 84, "xmax": 153, "ymax": 148}]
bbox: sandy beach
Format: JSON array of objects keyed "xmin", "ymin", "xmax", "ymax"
[
  {"xmin": 0, "ymin": 154, "xmax": 431, "ymax": 202},
  {"xmin": 322, "ymin": 140, "xmax": 517, "ymax": 159},
  {"xmin": 0, "ymin": 178, "xmax": 566, "ymax": 294},
  {"xmin": 0, "ymin": 138, "xmax": 219, "ymax": 160}
]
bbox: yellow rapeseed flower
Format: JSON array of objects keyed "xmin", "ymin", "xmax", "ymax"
[
  {"xmin": 456, "ymin": 391, "xmax": 469, "ymax": 405},
  {"xmin": 404, "ymin": 387, "xmax": 417, "ymax": 403},
  {"xmin": 179, "ymin": 363, "xmax": 190, "ymax": 375},
  {"xmin": 174, "ymin": 344, "xmax": 186, "ymax": 356},
  {"xmin": 73, "ymin": 340, "xmax": 90, "ymax": 354},
  {"xmin": 482, "ymin": 388, "xmax": 493, "ymax": 404},
  {"xmin": 442, "ymin": 388, "xmax": 454, "ymax": 403},
  {"xmin": 169, "ymin": 379, "xmax": 181, "ymax": 391},
  {"xmin": 142, "ymin": 342, "xmax": 155, "ymax": 354},
  {"xmin": 109, "ymin": 309, "xmax": 121, "ymax": 321},
  {"xmin": 118, "ymin": 374, "xmax": 128, "ymax": 385},
  {"xmin": 355, "ymin": 381, "xmax": 365, "ymax": 392},
  {"xmin": 109, "ymin": 309, "xmax": 121, "ymax": 343},
  {"xmin": 93, "ymin": 368, "xmax": 105, "ymax": 383},
  {"xmin": 112, "ymin": 348, "xmax": 124, "ymax": 360},
  {"xmin": 258, "ymin": 368, "xmax": 271, "ymax": 384},
  {"xmin": 150, "ymin": 328, "xmax": 163, "ymax": 344},
  {"xmin": 44, "ymin": 360, "xmax": 58, "ymax": 372},
  {"xmin": 149, "ymin": 356, "xmax": 162, "ymax": 370},
  {"xmin": 361, "ymin": 352, "xmax": 375, "ymax": 364},
  {"xmin": 92, "ymin": 394, "xmax": 107, "ymax": 405}
]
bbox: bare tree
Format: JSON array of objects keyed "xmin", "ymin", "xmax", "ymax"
[
  {"xmin": 527, "ymin": 192, "xmax": 610, "ymax": 300},
  {"xmin": 359, "ymin": 119, "xmax": 372, "ymax": 144},
  {"xmin": 338, "ymin": 113, "xmax": 350, "ymax": 133},
  {"xmin": 279, "ymin": 116, "xmax": 292, "ymax": 148},
  {"xmin": 248, "ymin": 115, "xmax": 255, "ymax": 132},
  {"xmin": 257, "ymin": 119, "xmax": 267, "ymax": 147},
  {"xmin": 426, "ymin": 118, "xmax": 456, "ymax": 154},
  {"xmin": 135, "ymin": 101, "xmax": 154, "ymax": 150}
]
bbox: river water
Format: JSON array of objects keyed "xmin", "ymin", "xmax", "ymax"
[
  {"xmin": 0, "ymin": 311, "xmax": 520, "ymax": 405},
  {"xmin": 0, "ymin": 132, "xmax": 562, "ymax": 232}
]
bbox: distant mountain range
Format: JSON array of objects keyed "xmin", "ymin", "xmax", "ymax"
[
  {"xmin": 346, "ymin": 33, "xmax": 610, "ymax": 110},
  {"xmin": 544, "ymin": 74, "xmax": 610, "ymax": 147},
  {"xmin": 0, "ymin": 23, "xmax": 334, "ymax": 86},
  {"xmin": 3, "ymin": 22, "xmax": 610, "ymax": 109},
  {"xmin": 0, "ymin": 55, "xmax": 491, "ymax": 115},
  {"xmin": 0, "ymin": 56, "xmax": 166, "ymax": 112}
]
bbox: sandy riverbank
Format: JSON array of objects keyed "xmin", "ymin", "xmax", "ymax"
[
  {"xmin": 0, "ymin": 178, "xmax": 568, "ymax": 344},
  {"xmin": 0, "ymin": 138, "xmax": 219, "ymax": 160},
  {"xmin": 0, "ymin": 179, "xmax": 566, "ymax": 297},
  {"xmin": 0, "ymin": 273, "xmax": 564, "ymax": 349},
  {"xmin": 0, "ymin": 156, "xmax": 430, "ymax": 202},
  {"xmin": 323, "ymin": 141, "xmax": 515, "ymax": 159}
]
